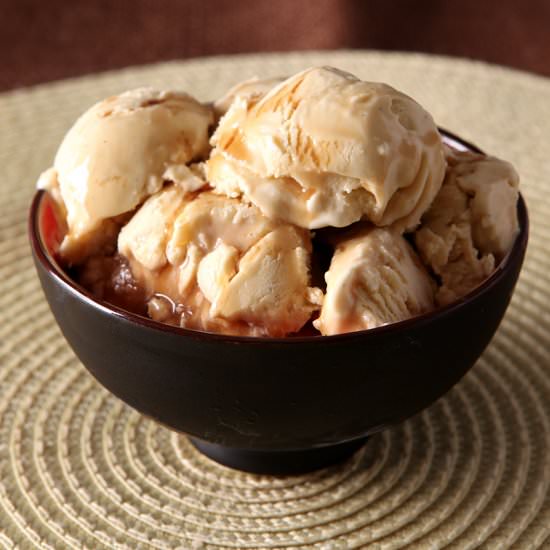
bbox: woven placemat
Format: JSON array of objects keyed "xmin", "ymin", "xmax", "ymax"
[{"xmin": 1, "ymin": 51, "xmax": 549, "ymax": 549}]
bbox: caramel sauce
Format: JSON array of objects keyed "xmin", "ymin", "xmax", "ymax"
[{"xmin": 75, "ymin": 252, "xmax": 315, "ymax": 337}]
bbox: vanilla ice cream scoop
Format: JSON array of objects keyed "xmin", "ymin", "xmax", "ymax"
[
  {"xmin": 118, "ymin": 191, "xmax": 322, "ymax": 336},
  {"xmin": 314, "ymin": 227, "xmax": 435, "ymax": 335},
  {"xmin": 208, "ymin": 66, "xmax": 446, "ymax": 231},
  {"xmin": 39, "ymin": 88, "xmax": 213, "ymax": 264},
  {"xmin": 415, "ymin": 147, "xmax": 519, "ymax": 306}
]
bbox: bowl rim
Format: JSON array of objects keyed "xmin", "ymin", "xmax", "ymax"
[{"xmin": 29, "ymin": 129, "xmax": 529, "ymax": 345}]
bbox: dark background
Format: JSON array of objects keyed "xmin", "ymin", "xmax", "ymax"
[{"xmin": 3, "ymin": 0, "xmax": 550, "ymax": 91}]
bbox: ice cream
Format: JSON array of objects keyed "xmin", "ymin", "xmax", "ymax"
[
  {"xmin": 314, "ymin": 227, "xmax": 435, "ymax": 335},
  {"xmin": 36, "ymin": 66, "xmax": 521, "ymax": 338},
  {"xmin": 213, "ymin": 76, "xmax": 285, "ymax": 117},
  {"xmin": 207, "ymin": 66, "xmax": 446, "ymax": 232},
  {"xmin": 118, "ymin": 183, "xmax": 191, "ymax": 272},
  {"xmin": 38, "ymin": 88, "xmax": 214, "ymax": 264},
  {"xmin": 118, "ymin": 190, "xmax": 322, "ymax": 336},
  {"xmin": 415, "ymin": 147, "xmax": 519, "ymax": 306}
]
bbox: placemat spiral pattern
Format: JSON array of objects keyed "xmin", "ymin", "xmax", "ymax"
[{"xmin": 1, "ymin": 51, "xmax": 549, "ymax": 549}]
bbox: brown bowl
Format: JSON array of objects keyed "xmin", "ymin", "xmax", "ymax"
[{"xmin": 29, "ymin": 130, "xmax": 529, "ymax": 474}]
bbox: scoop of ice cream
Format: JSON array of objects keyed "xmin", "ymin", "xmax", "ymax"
[
  {"xmin": 415, "ymin": 148, "xmax": 519, "ymax": 306},
  {"xmin": 40, "ymin": 88, "xmax": 213, "ymax": 264},
  {"xmin": 213, "ymin": 76, "xmax": 285, "ymax": 117},
  {"xmin": 208, "ymin": 66, "xmax": 446, "ymax": 231},
  {"xmin": 314, "ymin": 227, "xmax": 435, "ymax": 335},
  {"xmin": 196, "ymin": 225, "xmax": 322, "ymax": 334},
  {"xmin": 445, "ymin": 147, "xmax": 520, "ymax": 258},
  {"xmin": 118, "ymin": 191, "xmax": 322, "ymax": 336},
  {"xmin": 118, "ymin": 183, "xmax": 191, "ymax": 272}
]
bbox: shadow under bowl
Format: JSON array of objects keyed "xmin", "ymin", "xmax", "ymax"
[{"xmin": 29, "ymin": 130, "xmax": 529, "ymax": 474}]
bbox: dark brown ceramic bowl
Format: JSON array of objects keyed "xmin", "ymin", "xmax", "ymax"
[{"xmin": 29, "ymin": 131, "xmax": 528, "ymax": 474}]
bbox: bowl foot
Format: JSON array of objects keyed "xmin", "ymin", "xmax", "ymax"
[{"xmin": 188, "ymin": 437, "xmax": 368, "ymax": 475}]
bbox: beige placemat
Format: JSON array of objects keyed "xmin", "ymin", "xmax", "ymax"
[{"xmin": 1, "ymin": 51, "xmax": 549, "ymax": 549}]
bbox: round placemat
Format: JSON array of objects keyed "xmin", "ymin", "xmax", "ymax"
[{"xmin": 1, "ymin": 51, "xmax": 549, "ymax": 549}]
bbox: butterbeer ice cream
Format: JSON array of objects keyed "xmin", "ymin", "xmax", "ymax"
[
  {"xmin": 118, "ymin": 191, "xmax": 321, "ymax": 336},
  {"xmin": 208, "ymin": 67, "xmax": 446, "ymax": 231},
  {"xmin": 415, "ymin": 147, "xmax": 519, "ymax": 306},
  {"xmin": 314, "ymin": 227, "xmax": 435, "ymax": 335},
  {"xmin": 36, "ymin": 67, "xmax": 520, "ymax": 337},
  {"xmin": 38, "ymin": 88, "xmax": 213, "ymax": 264}
]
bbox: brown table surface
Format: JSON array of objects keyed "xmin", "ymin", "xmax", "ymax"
[{"xmin": 3, "ymin": 0, "xmax": 550, "ymax": 92}]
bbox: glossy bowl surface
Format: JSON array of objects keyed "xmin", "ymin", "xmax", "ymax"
[{"xmin": 29, "ymin": 131, "xmax": 529, "ymax": 473}]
